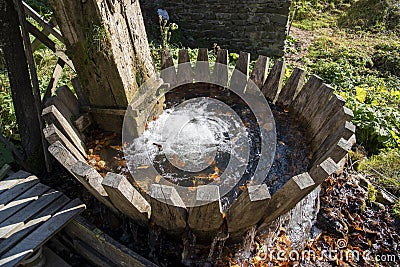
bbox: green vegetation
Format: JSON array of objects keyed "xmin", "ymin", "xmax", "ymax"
[{"xmin": 289, "ymin": 0, "xmax": 400, "ymax": 216}]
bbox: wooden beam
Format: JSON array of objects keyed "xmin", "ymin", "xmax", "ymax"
[
  {"xmin": 149, "ymin": 184, "xmax": 187, "ymax": 236},
  {"xmin": 22, "ymin": 1, "xmax": 64, "ymax": 42},
  {"xmin": 249, "ymin": 55, "xmax": 269, "ymax": 90},
  {"xmin": 188, "ymin": 185, "xmax": 223, "ymax": 242},
  {"xmin": 0, "ymin": 165, "xmax": 11, "ymax": 181},
  {"xmin": 212, "ymin": 49, "xmax": 229, "ymax": 87},
  {"xmin": 177, "ymin": 49, "xmax": 193, "ymax": 85},
  {"xmin": 195, "ymin": 48, "xmax": 210, "ymax": 82},
  {"xmin": 230, "ymin": 51, "xmax": 250, "ymax": 92},
  {"xmin": 275, "ymin": 67, "xmax": 306, "ymax": 108},
  {"xmin": 227, "ymin": 184, "xmax": 271, "ymax": 234},
  {"xmin": 62, "ymin": 216, "xmax": 158, "ymax": 267},
  {"xmin": 42, "ymin": 105, "xmax": 86, "ymax": 157},
  {"xmin": 102, "ymin": 172, "xmax": 150, "ymax": 225},
  {"xmin": 42, "ymin": 58, "xmax": 66, "ymax": 105},
  {"xmin": 56, "ymin": 85, "xmax": 80, "ymax": 116},
  {"xmin": 262, "ymin": 60, "xmax": 286, "ymax": 103}
]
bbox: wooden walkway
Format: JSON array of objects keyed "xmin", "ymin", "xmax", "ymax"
[{"xmin": 0, "ymin": 164, "xmax": 85, "ymax": 267}]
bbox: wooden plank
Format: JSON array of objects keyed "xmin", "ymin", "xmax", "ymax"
[
  {"xmin": 31, "ymin": 17, "xmax": 57, "ymax": 51},
  {"xmin": 74, "ymin": 114, "xmax": 92, "ymax": 133},
  {"xmin": 42, "ymin": 105, "xmax": 86, "ymax": 157},
  {"xmin": 149, "ymin": 184, "xmax": 187, "ymax": 236},
  {"xmin": 249, "ymin": 55, "xmax": 269, "ymax": 90},
  {"xmin": 212, "ymin": 49, "xmax": 229, "ymax": 87},
  {"xmin": 188, "ymin": 185, "xmax": 223, "ymax": 242},
  {"xmin": 54, "ymin": 50, "xmax": 75, "ymax": 72},
  {"xmin": 301, "ymin": 83, "xmax": 334, "ymax": 126},
  {"xmin": 0, "ymin": 195, "xmax": 70, "ymax": 256},
  {"xmin": 72, "ymin": 239, "xmax": 114, "ymax": 267},
  {"xmin": 227, "ymin": 184, "xmax": 271, "ymax": 234},
  {"xmin": 275, "ymin": 67, "xmax": 306, "ymax": 108},
  {"xmin": 42, "ymin": 58, "xmax": 66, "ymax": 105},
  {"xmin": 261, "ymin": 172, "xmax": 315, "ymax": 225},
  {"xmin": 308, "ymin": 157, "xmax": 338, "ymax": 184},
  {"xmin": 71, "ymin": 77, "xmax": 88, "ymax": 107},
  {"xmin": 48, "ymin": 141, "xmax": 78, "ymax": 172},
  {"xmin": 194, "ymin": 48, "xmax": 210, "ymax": 82},
  {"xmin": 160, "ymin": 50, "xmax": 177, "ymax": 87},
  {"xmin": 0, "ymin": 170, "xmax": 31, "ymax": 195},
  {"xmin": 290, "ymin": 74, "xmax": 324, "ymax": 115},
  {"xmin": 0, "ymin": 165, "xmax": 12, "ymax": 181},
  {"xmin": 0, "ymin": 183, "xmax": 50, "ymax": 224},
  {"xmin": 230, "ymin": 51, "xmax": 250, "ymax": 92},
  {"xmin": 311, "ymin": 106, "xmax": 354, "ymax": 152},
  {"xmin": 262, "ymin": 60, "xmax": 286, "ymax": 103},
  {"xmin": 314, "ymin": 137, "xmax": 352, "ymax": 166},
  {"xmin": 0, "ymin": 198, "xmax": 85, "ymax": 267},
  {"xmin": 44, "ymin": 96, "xmax": 74, "ymax": 125},
  {"xmin": 0, "ymin": 176, "xmax": 39, "ymax": 208},
  {"xmin": 80, "ymin": 106, "xmax": 126, "ymax": 116},
  {"xmin": 25, "ymin": 21, "xmax": 56, "ymax": 52},
  {"xmin": 102, "ymin": 173, "xmax": 150, "ymax": 225},
  {"xmin": 0, "ymin": 189, "xmax": 63, "ymax": 238},
  {"xmin": 43, "ymin": 124, "xmax": 86, "ymax": 161},
  {"xmin": 56, "ymin": 85, "xmax": 80, "ymax": 117},
  {"xmin": 308, "ymin": 93, "xmax": 346, "ymax": 137},
  {"xmin": 177, "ymin": 49, "xmax": 193, "ymax": 85},
  {"xmin": 63, "ymin": 216, "xmax": 158, "ymax": 267},
  {"xmin": 22, "ymin": 1, "xmax": 64, "ymax": 42}
]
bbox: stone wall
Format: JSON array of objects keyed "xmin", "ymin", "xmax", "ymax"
[{"xmin": 140, "ymin": 0, "xmax": 292, "ymax": 58}]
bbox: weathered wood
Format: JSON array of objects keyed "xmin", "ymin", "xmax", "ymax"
[
  {"xmin": 0, "ymin": 198, "xmax": 84, "ymax": 266},
  {"xmin": 0, "ymin": 183, "xmax": 50, "ymax": 224},
  {"xmin": 44, "ymin": 96, "xmax": 74, "ymax": 125},
  {"xmin": 0, "ymin": 170, "xmax": 31, "ymax": 195},
  {"xmin": 0, "ymin": 194, "xmax": 70, "ymax": 255},
  {"xmin": 311, "ymin": 106, "xmax": 354, "ymax": 152},
  {"xmin": 160, "ymin": 49, "xmax": 177, "ymax": 87},
  {"xmin": 230, "ymin": 51, "xmax": 250, "ymax": 92},
  {"xmin": 276, "ymin": 67, "xmax": 306, "ymax": 108},
  {"xmin": 0, "ymin": 0, "xmax": 45, "ymax": 172},
  {"xmin": 48, "ymin": 141, "xmax": 78, "ymax": 172},
  {"xmin": 71, "ymin": 77, "xmax": 88, "ymax": 107},
  {"xmin": 177, "ymin": 49, "xmax": 193, "ymax": 85},
  {"xmin": 262, "ymin": 60, "xmax": 286, "ymax": 103},
  {"xmin": 80, "ymin": 106, "xmax": 127, "ymax": 117},
  {"xmin": 0, "ymin": 189, "xmax": 63, "ymax": 238},
  {"xmin": 42, "ymin": 58, "xmax": 66, "ymax": 105},
  {"xmin": 102, "ymin": 172, "xmax": 150, "ymax": 225},
  {"xmin": 313, "ymin": 137, "xmax": 353, "ymax": 166},
  {"xmin": 31, "ymin": 17, "xmax": 58, "ymax": 51},
  {"xmin": 300, "ymin": 83, "xmax": 334, "ymax": 126},
  {"xmin": 26, "ymin": 20, "xmax": 56, "ymax": 51},
  {"xmin": 0, "ymin": 165, "xmax": 11, "ymax": 181},
  {"xmin": 23, "ymin": 1, "xmax": 63, "ymax": 42},
  {"xmin": 309, "ymin": 93, "xmax": 346, "ymax": 136},
  {"xmin": 212, "ymin": 49, "xmax": 229, "ymax": 87},
  {"xmin": 0, "ymin": 175, "xmax": 39, "ymax": 208},
  {"xmin": 309, "ymin": 157, "xmax": 338, "ymax": 184},
  {"xmin": 56, "ymin": 85, "xmax": 80, "ymax": 117},
  {"xmin": 74, "ymin": 114, "xmax": 92, "ymax": 133},
  {"xmin": 54, "ymin": 50, "xmax": 75, "ymax": 72},
  {"xmin": 43, "ymin": 124, "xmax": 86, "ymax": 161},
  {"xmin": 195, "ymin": 48, "xmax": 210, "ymax": 82},
  {"xmin": 261, "ymin": 172, "xmax": 315, "ymax": 225},
  {"xmin": 249, "ymin": 55, "xmax": 269, "ymax": 90},
  {"xmin": 63, "ymin": 216, "xmax": 158, "ymax": 267},
  {"xmin": 290, "ymin": 75, "xmax": 324, "ymax": 115},
  {"xmin": 227, "ymin": 184, "xmax": 271, "ymax": 234},
  {"xmin": 42, "ymin": 105, "xmax": 86, "ymax": 157},
  {"xmin": 188, "ymin": 185, "xmax": 223, "ymax": 241},
  {"xmin": 149, "ymin": 184, "xmax": 187, "ymax": 235}
]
